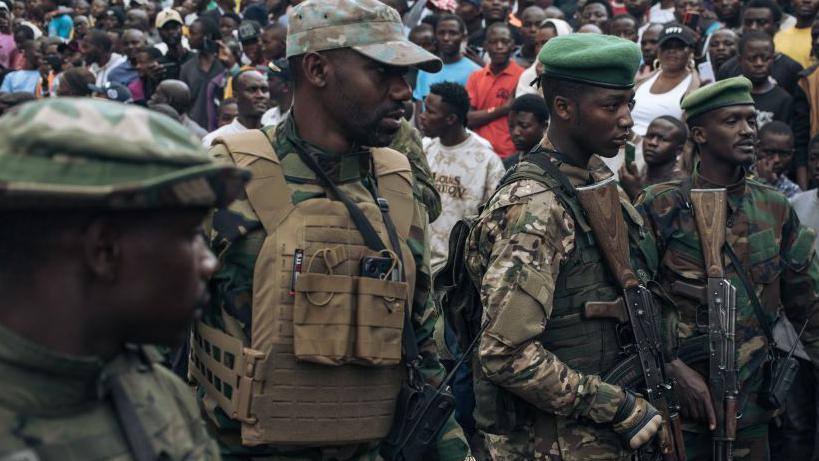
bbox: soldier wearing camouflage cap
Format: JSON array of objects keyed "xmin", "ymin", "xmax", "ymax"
[
  {"xmin": 0, "ymin": 98, "xmax": 248, "ymax": 460},
  {"xmin": 192, "ymin": 1, "xmax": 469, "ymax": 460},
  {"xmin": 637, "ymin": 77, "xmax": 819, "ymax": 460},
  {"xmin": 464, "ymin": 33, "xmax": 665, "ymax": 460}
]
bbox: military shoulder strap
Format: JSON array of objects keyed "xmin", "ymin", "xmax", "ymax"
[
  {"xmin": 213, "ymin": 129, "xmax": 295, "ymax": 234},
  {"xmin": 371, "ymin": 147, "xmax": 414, "ymax": 240},
  {"xmin": 504, "ymin": 151, "xmax": 593, "ymax": 236},
  {"xmin": 109, "ymin": 346, "xmax": 159, "ymax": 461}
]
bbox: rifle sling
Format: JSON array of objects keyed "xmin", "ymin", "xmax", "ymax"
[
  {"xmin": 110, "ymin": 356, "xmax": 158, "ymax": 461},
  {"xmin": 723, "ymin": 243, "xmax": 776, "ymax": 347}
]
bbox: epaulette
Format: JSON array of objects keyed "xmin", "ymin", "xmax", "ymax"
[{"xmin": 642, "ymin": 179, "xmax": 685, "ymax": 201}]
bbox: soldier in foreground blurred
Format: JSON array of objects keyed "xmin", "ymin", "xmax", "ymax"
[{"xmin": 0, "ymin": 98, "xmax": 247, "ymax": 460}]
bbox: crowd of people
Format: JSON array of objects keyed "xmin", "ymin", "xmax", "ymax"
[
  {"xmin": 2, "ymin": 0, "xmax": 818, "ymax": 255},
  {"xmin": 2, "ymin": 0, "xmax": 819, "ymax": 460}
]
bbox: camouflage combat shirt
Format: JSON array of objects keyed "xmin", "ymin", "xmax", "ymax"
[
  {"xmin": 637, "ymin": 166, "xmax": 819, "ymax": 428},
  {"xmin": 465, "ymin": 150, "xmax": 662, "ymax": 460},
  {"xmin": 0, "ymin": 325, "xmax": 220, "ymax": 461},
  {"xmin": 201, "ymin": 116, "xmax": 468, "ymax": 460}
]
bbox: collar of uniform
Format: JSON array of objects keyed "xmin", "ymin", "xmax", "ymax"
[
  {"xmin": 277, "ymin": 115, "xmax": 371, "ymax": 184},
  {"xmin": 538, "ymin": 136, "xmax": 615, "ymax": 186},
  {"xmin": 692, "ymin": 163, "xmax": 748, "ymax": 213},
  {"xmin": 0, "ymin": 324, "xmax": 109, "ymax": 413}
]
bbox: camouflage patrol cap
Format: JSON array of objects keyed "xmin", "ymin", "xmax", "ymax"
[
  {"xmin": 0, "ymin": 98, "xmax": 249, "ymax": 210},
  {"xmin": 286, "ymin": 0, "xmax": 443, "ymax": 73}
]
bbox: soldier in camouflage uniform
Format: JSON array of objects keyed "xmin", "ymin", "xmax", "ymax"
[
  {"xmin": 636, "ymin": 77, "xmax": 819, "ymax": 460},
  {"xmin": 197, "ymin": 0, "xmax": 469, "ymax": 459},
  {"xmin": 464, "ymin": 34, "xmax": 663, "ymax": 461},
  {"xmin": 0, "ymin": 98, "xmax": 248, "ymax": 460}
]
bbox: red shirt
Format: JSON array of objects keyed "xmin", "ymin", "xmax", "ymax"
[{"xmin": 466, "ymin": 61, "xmax": 524, "ymax": 158}]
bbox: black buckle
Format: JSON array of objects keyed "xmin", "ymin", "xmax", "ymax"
[{"xmin": 377, "ymin": 197, "xmax": 390, "ymax": 212}]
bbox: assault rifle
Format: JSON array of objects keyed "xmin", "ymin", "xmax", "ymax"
[
  {"xmin": 576, "ymin": 177, "xmax": 685, "ymax": 461},
  {"xmin": 690, "ymin": 189, "xmax": 738, "ymax": 461}
]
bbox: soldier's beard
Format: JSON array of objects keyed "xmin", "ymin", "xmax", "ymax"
[{"xmin": 333, "ymin": 74, "xmax": 403, "ymax": 148}]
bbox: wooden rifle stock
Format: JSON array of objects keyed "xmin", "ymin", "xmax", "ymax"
[
  {"xmin": 575, "ymin": 177, "xmax": 639, "ymax": 290},
  {"xmin": 690, "ymin": 189, "xmax": 728, "ymax": 278}
]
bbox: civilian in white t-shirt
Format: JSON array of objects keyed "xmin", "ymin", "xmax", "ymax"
[
  {"xmin": 790, "ymin": 135, "xmax": 819, "ymax": 252},
  {"xmin": 418, "ymin": 82, "xmax": 506, "ymax": 272},
  {"xmin": 202, "ymin": 70, "xmax": 270, "ymax": 147}
]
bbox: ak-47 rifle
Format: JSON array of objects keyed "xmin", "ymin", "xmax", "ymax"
[
  {"xmin": 690, "ymin": 188, "xmax": 738, "ymax": 461},
  {"xmin": 576, "ymin": 177, "xmax": 685, "ymax": 461}
]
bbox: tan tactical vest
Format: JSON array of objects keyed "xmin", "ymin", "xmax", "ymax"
[{"xmin": 191, "ymin": 130, "xmax": 417, "ymax": 446}]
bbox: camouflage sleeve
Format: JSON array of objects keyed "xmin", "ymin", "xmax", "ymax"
[
  {"xmin": 391, "ymin": 119, "xmax": 442, "ymax": 223},
  {"xmin": 473, "ymin": 182, "xmax": 626, "ymax": 424},
  {"xmin": 780, "ymin": 207, "xmax": 819, "ymax": 368},
  {"xmin": 407, "ymin": 173, "xmax": 470, "ymax": 460}
]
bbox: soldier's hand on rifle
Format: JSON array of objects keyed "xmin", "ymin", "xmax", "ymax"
[
  {"xmin": 665, "ymin": 358, "xmax": 717, "ymax": 430},
  {"xmin": 612, "ymin": 391, "xmax": 663, "ymax": 449}
]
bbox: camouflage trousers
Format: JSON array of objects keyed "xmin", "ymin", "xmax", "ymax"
[
  {"xmin": 484, "ymin": 420, "xmax": 630, "ymax": 461},
  {"xmin": 683, "ymin": 423, "xmax": 769, "ymax": 461}
]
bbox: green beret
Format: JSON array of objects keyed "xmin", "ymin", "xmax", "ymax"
[
  {"xmin": 681, "ymin": 76, "xmax": 754, "ymax": 120},
  {"xmin": 0, "ymin": 98, "xmax": 249, "ymax": 210},
  {"xmin": 538, "ymin": 34, "xmax": 642, "ymax": 89}
]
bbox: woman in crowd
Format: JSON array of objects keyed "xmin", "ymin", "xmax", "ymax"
[{"xmin": 631, "ymin": 23, "xmax": 700, "ymax": 137}]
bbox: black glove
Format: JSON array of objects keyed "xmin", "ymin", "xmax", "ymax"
[{"xmin": 612, "ymin": 391, "xmax": 663, "ymax": 449}]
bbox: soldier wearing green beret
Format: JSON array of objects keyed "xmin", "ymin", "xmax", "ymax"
[
  {"xmin": 192, "ymin": 0, "xmax": 469, "ymax": 460},
  {"xmin": 0, "ymin": 98, "xmax": 249, "ymax": 460},
  {"xmin": 636, "ymin": 76, "xmax": 819, "ymax": 460},
  {"xmin": 464, "ymin": 33, "xmax": 665, "ymax": 460}
]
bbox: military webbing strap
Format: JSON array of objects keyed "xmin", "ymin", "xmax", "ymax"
[
  {"xmin": 288, "ymin": 138, "xmax": 422, "ymax": 363},
  {"xmin": 503, "ymin": 150, "xmax": 594, "ymax": 237},
  {"xmin": 110, "ymin": 358, "xmax": 158, "ymax": 461},
  {"xmin": 214, "ymin": 130, "xmax": 295, "ymax": 234}
]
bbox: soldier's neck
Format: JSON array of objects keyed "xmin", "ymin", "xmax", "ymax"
[
  {"xmin": 698, "ymin": 152, "xmax": 744, "ymax": 186},
  {"xmin": 292, "ymin": 100, "xmax": 352, "ymax": 155},
  {"xmin": 546, "ymin": 124, "xmax": 591, "ymax": 168}
]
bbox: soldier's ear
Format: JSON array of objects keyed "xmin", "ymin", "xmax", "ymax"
[
  {"xmin": 300, "ymin": 51, "xmax": 329, "ymax": 88},
  {"xmin": 551, "ymin": 95, "xmax": 573, "ymax": 122},
  {"xmin": 83, "ymin": 216, "xmax": 121, "ymax": 282},
  {"xmin": 690, "ymin": 126, "xmax": 706, "ymax": 145}
]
